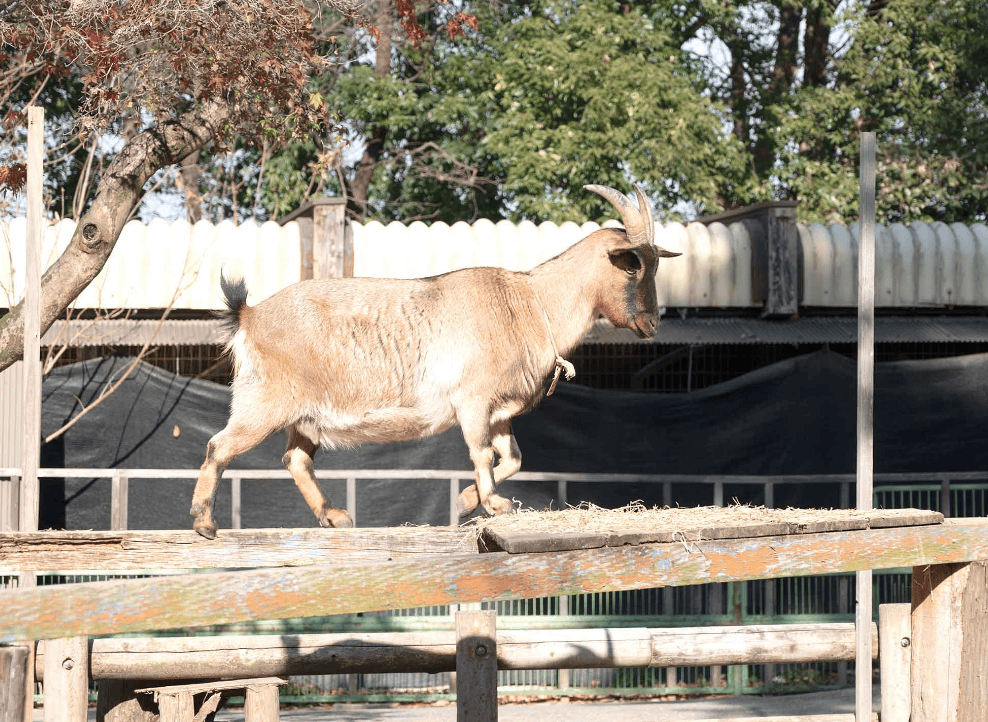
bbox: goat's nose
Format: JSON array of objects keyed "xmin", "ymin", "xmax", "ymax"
[{"xmin": 639, "ymin": 313, "xmax": 657, "ymax": 338}]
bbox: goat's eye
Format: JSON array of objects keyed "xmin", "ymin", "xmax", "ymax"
[{"xmin": 625, "ymin": 266, "xmax": 637, "ymax": 276}]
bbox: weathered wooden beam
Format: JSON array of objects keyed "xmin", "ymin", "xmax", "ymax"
[
  {"xmin": 3, "ymin": 519, "xmax": 988, "ymax": 643},
  {"xmin": 37, "ymin": 623, "xmax": 876, "ymax": 681},
  {"xmin": 0, "ymin": 527, "xmax": 473, "ymax": 571},
  {"xmin": 910, "ymin": 561, "xmax": 988, "ymax": 721}
]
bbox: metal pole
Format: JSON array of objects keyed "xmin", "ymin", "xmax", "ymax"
[{"xmin": 855, "ymin": 131, "xmax": 877, "ymax": 722}]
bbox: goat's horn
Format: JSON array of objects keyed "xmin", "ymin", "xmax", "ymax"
[{"xmin": 584, "ymin": 184, "xmax": 654, "ymax": 245}]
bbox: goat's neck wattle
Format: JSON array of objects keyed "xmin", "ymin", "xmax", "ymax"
[{"xmin": 529, "ymin": 244, "xmax": 601, "ymax": 359}]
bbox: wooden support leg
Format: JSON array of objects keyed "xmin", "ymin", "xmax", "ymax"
[
  {"xmin": 156, "ymin": 692, "xmax": 194, "ymax": 722},
  {"xmin": 244, "ymin": 682, "xmax": 280, "ymax": 722},
  {"xmin": 911, "ymin": 561, "xmax": 988, "ymax": 721},
  {"xmin": 879, "ymin": 603, "xmax": 911, "ymax": 722},
  {"xmin": 0, "ymin": 645, "xmax": 28, "ymax": 722},
  {"xmin": 42, "ymin": 637, "xmax": 88, "ymax": 722},
  {"xmin": 456, "ymin": 610, "xmax": 497, "ymax": 722}
]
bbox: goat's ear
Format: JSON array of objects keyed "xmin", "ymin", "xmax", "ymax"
[
  {"xmin": 608, "ymin": 248, "xmax": 643, "ymax": 274},
  {"xmin": 656, "ymin": 246, "xmax": 682, "ymax": 258}
]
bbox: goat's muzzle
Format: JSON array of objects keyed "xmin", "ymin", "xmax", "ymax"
[{"xmin": 631, "ymin": 312, "xmax": 658, "ymax": 339}]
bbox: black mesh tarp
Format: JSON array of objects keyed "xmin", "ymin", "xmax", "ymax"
[{"xmin": 37, "ymin": 349, "xmax": 988, "ymax": 531}]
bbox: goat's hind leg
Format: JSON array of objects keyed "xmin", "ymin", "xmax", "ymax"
[
  {"xmin": 283, "ymin": 425, "xmax": 353, "ymax": 529},
  {"xmin": 191, "ymin": 419, "xmax": 272, "ymax": 539}
]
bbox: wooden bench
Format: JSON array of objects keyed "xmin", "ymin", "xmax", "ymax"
[{"xmin": 136, "ymin": 677, "xmax": 286, "ymax": 722}]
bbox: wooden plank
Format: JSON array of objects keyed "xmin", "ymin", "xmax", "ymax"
[
  {"xmin": 456, "ymin": 610, "xmax": 497, "ymax": 722},
  {"xmin": 879, "ymin": 603, "xmax": 910, "ymax": 722},
  {"xmin": 3, "ymin": 519, "xmax": 988, "ymax": 643},
  {"xmin": 136, "ymin": 677, "xmax": 286, "ymax": 695},
  {"xmin": 486, "ymin": 509, "xmax": 942, "ymax": 554},
  {"xmin": 42, "ymin": 637, "xmax": 88, "ymax": 722},
  {"xmin": 0, "ymin": 527, "xmax": 474, "ymax": 571},
  {"xmin": 911, "ymin": 561, "xmax": 988, "ymax": 721},
  {"xmin": 866, "ymin": 510, "xmax": 942, "ymax": 528},
  {"xmin": 0, "ymin": 645, "xmax": 27, "ymax": 722}
]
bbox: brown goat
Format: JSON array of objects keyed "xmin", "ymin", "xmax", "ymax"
[{"xmin": 189, "ymin": 184, "xmax": 680, "ymax": 538}]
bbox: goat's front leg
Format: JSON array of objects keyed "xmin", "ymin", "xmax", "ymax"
[
  {"xmin": 458, "ymin": 412, "xmax": 513, "ymax": 517},
  {"xmin": 457, "ymin": 420, "xmax": 521, "ymax": 518}
]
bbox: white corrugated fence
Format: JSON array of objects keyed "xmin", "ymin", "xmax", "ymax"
[{"xmin": 2, "ymin": 214, "xmax": 987, "ymax": 310}]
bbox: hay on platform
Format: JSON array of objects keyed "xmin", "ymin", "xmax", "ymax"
[{"xmin": 465, "ymin": 500, "xmax": 884, "ymax": 538}]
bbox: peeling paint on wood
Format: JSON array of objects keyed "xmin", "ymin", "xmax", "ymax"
[{"xmin": 1, "ymin": 519, "xmax": 986, "ymax": 643}]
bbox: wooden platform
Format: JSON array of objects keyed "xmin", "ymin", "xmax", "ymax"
[
  {"xmin": 477, "ymin": 506, "xmax": 945, "ymax": 554},
  {"xmin": 4, "ymin": 515, "xmax": 985, "ymax": 644}
]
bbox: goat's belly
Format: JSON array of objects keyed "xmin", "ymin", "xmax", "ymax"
[{"xmin": 296, "ymin": 405, "xmax": 456, "ymax": 449}]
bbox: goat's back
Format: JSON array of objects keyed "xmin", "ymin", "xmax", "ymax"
[{"xmin": 226, "ymin": 269, "xmax": 556, "ymax": 446}]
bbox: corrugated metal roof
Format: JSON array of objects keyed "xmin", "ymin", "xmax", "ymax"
[
  {"xmin": 41, "ymin": 319, "xmax": 225, "ymax": 347},
  {"xmin": 585, "ymin": 316, "xmax": 988, "ymax": 345},
  {"xmin": 40, "ymin": 316, "xmax": 988, "ymax": 348},
  {"xmin": 4, "ymin": 215, "xmax": 988, "ymax": 311}
]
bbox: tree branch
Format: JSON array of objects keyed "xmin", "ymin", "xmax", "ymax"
[{"xmin": 0, "ymin": 98, "xmax": 231, "ymax": 373}]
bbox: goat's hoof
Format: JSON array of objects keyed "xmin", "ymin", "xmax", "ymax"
[
  {"xmin": 457, "ymin": 487, "xmax": 481, "ymax": 518},
  {"xmin": 319, "ymin": 508, "xmax": 354, "ymax": 529},
  {"xmin": 193, "ymin": 518, "xmax": 217, "ymax": 540},
  {"xmin": 482, "ymin": 494, "xmax": 514, "ymax": 516}
]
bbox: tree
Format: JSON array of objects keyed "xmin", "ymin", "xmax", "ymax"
[
  {"xmin": 303, "ymin": 0, "xmax": 988, "ymax": 225},
  {"xmin": 0, "ymin": 0, "xmax": 361, "ymax": 372}
]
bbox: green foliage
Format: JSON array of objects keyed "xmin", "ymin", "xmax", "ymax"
[
  {"xmin": 447, "ymin": 0, "xmax": 760, "ymax": 222},
  {"xmin": 775, "ymin": 0, "xmax": 988, "ymax": 224}
]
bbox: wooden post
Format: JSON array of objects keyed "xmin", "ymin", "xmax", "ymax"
[
  {"xmin": 231, "ymin": 476, "xmax": 242, "ymax": 530},
  {"xmin": 42, "ymin": 637, "xmax": 88, "ymax": 722},
  {"xmin": 855, "ymin": 131, "xmax": 877, "ymax": 722},
  {"xmin": 277, "ymin": 198, "xmax": 351, "ymax": 280},
  {"xmin": 910, "ymin": 562, "xmax": 988, "ymax": 721},
  {"xmin": 764, "ymin": 204, "xmax": 799, "ymax": 316},
  {"xmin": 0, "ymin": 645, "xmax": 28, "ymax": 722},
  {"xmin": 244, "ymin": 680, "xmax": 280, "ymax": 722},
  {"xmin": 110, "ymin": 471, "xmax": 128, "ymax": 531},
  {"xmin": 346, "ymin": 476, "xmax": 357, "ymax": 527},
  {"xmin": 879, "ymin": 603, "xmax": 911, "ymax": 722},
  {"xmin": 456, "ymin": 610, "xmax": 497, "ymax": 722},
  {"xmin": 20, "ymin": 104, "xmax": 44, "ymax": 722},
  {"xmin": 449, "ymin": 477, "xmax": 459, "ymax": 526}
]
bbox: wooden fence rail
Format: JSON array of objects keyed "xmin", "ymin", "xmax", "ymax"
[
  {"xmin": 3, "ymin": 519, "xmax": 987, "ymax": 644},
  {"xmin": 32, "ymin": 623, "xmax": 879, "ymax": 681}
]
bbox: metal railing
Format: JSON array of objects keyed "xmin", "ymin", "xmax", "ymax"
[{"xmin": 3, "ymin": 468, "xmax": 985, "ymax": 532}]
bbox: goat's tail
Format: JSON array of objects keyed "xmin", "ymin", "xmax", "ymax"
[{"xmin": 218, "ymin": 272, "xmax": 249, "ymax": 337}]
